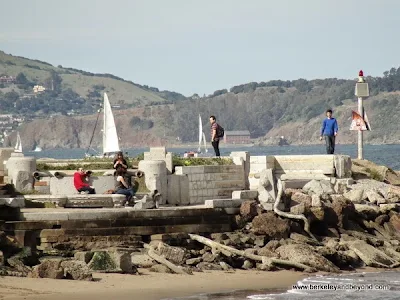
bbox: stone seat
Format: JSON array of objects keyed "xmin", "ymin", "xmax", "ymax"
[
  {"xmin": 66, "ymin": 194, "xmax": 126, "ymax": 208},
  {"xmin": 24, "ymin": 194, "xmax": 126, "ymax": 208}
]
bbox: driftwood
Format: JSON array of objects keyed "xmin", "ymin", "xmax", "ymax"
[
  {"xmin": 188, "ymin": 233, "xmax": 315, "ymax": 272},
  {"xmin": 274, "ymin": 179, "xmax": 318, "ymax": 241},
  {"xmin": 144, "ymin": 244, "xmax": 190, "ymax": 275}
]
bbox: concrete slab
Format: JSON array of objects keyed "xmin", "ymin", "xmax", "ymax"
[
  {"xmin": 24, "ymin": 195, "xmax": 68, "ymax": 208},
  {"xmin": 0, "ymin": 197, "xmax": 25, "ymax": 208},
  {"xmin": 204, "ymin": 199, "xmax": 246, "ymax": 208},
  {"xmin": 232, "ymin": 190, "xmax": 258, "ymax": 199}
]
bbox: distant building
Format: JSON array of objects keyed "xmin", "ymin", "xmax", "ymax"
[
  {"xmin": 33, "ymin": 85, "xmax": 46, "ymax": 93},
  {"xmin": 224, "ymin": 130, "xmax": 251, "ymax": 144},
  {"xmin": 0, "ymin": 76, "xmax": 16, "ymax": 84}
]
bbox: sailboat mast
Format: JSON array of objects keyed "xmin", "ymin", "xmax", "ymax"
[
  {"xmin": 198, "ymin": 114, "xmax": 202, "ymax": 152},
  {"xmin": 85, "ymin": 108, "xmax": 102, "ymax": 156}
]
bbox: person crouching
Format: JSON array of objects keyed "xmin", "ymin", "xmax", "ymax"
[
  {"xmin": 115, "ymin": 168, "xmax": 135, "ymax": 206},
  {"xmin": 73, "ymin": 168, "xmax": 96, "ymax": 194}
]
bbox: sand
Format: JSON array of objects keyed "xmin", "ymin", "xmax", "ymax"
[{"xmin": 0, "ymin": 269, "xmax": 306, "ymax": 300}]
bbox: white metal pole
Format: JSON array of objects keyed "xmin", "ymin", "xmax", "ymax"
[{"xmin": 357, "ymin": 96, "xmax": 363, "ymax": 159}]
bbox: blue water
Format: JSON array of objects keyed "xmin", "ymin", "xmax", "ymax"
[
  {"xmin": 166, "ymin": 271, "xmax": 400, "ymax": 300},
  {"xmin": 24, "ymin": 144, "xmax": 400, "ymax": 170}
]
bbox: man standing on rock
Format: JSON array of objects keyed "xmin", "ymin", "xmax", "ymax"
[{"xmin": 320, "ymin": 109, "xmax": 338, "ymax": 154}]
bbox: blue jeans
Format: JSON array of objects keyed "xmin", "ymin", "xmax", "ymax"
[{"xmin": 116, "ymin": 188, "xmax": 135, "ymax": 204}]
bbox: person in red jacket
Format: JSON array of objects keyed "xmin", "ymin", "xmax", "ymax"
[{"xmin": 73, "ymin": 167, "xmax": 95, "ymax": 194}]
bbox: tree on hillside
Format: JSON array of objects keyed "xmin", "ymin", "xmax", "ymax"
[{"xmin": 16, "ymin": 72, "xmax": 28, "ymax": 85}]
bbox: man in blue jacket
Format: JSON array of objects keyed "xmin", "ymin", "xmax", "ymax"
[{"xmin": 319, "ymin": 109, "xmax": 338, "ymax": 154}]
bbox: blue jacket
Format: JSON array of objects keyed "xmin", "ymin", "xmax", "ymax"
[{"xmin": 321, "ymin": 118, "xmax": 338, "ymax": 136}]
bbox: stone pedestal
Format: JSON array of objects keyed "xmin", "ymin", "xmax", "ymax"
[
  {"xmin": 138, "ymin": 160, "xmax": 167, "ymax": 205},
  {"xmin": 5, "ymin": 154, "xmax": 36, "ymax": 192}
]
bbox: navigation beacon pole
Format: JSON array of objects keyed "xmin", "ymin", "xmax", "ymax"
[{"xmin": 355, "ymin": 70, "xmax": 369, "ymax": 160}]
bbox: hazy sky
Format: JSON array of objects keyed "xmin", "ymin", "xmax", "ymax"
[{"xmin": 0, "ymin": 0, "xmax": 399, "ymax": 96}]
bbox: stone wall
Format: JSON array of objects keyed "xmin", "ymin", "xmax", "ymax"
[
  {"xmin": 249, "ymin": 155, "xmax": 352, "ymax": 190},
  {"xmin": 35, "ymin": 175, "xmax": 115, "ymax": 195},
  {"xmin": 175, "ymin": 165, "xmax": 245, "ymax": 204}
]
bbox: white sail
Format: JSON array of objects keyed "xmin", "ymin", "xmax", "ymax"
[
  {"xmin": 14, "ymin": 132, "xmax": 22, "ymax": 153},
  {"xmin": 202, "ymin": 132, "xmax": 208, "ymax": 153},
  {"xmin": 198, "ymin": 114, "xmax": 203, "ymax": 152},
  {"xmin": 102, "ymin": 93, "xmax": 120, "ymax": 154}
]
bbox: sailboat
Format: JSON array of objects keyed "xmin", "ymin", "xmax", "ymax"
[
  {"xmin": 197, "ymin": 115, "xmax": 208, "ymax": 154},
  {"xmin": 14, "ymin": 132, "xmax": 22, "ymax": 153},
  {"xmin": 86, "ymin": 93, "xmax": 120, "ymax": 157},
  {"xmin": 102, "ymin": 93, "xmax": 120, "ymax": 155}
]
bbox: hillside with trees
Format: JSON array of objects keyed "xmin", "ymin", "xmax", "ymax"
[
  {"xmin": 0, "ymin": 50, "xmax": 187, "ymax": 117},
  {"xmin": 1, "ymin": 50, "xmax": 400, "ymax": 149}
]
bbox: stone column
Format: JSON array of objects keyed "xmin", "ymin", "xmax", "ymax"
[
  {"xmin": 5, "ymin": 154, "xmax": 36, "ymax": 192},
  {"xmin": 230, "ymin": 151, "xmax": 250, "ymax": 189},
  {"xmin": 138, "ymin": 160, "xmax": 168, "ymax": 205}
]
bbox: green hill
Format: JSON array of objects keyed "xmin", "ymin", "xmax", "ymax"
[
  {"xmin": 0, "ymin": 50, "xmax": 185, "ymax": 115},
  {"xmin": 2, "ymin": 49, "xmax": 400, "ymax": 149}
]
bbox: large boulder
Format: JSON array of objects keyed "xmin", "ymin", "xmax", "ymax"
[
  {"xmin": 157, "ymin": 243, "xmax": 189, "ymax": 265},
  {"xmin": 291, "ymin": 192, "xmax": 312, "ymax": 207},
  {"xmin": 366, "ymin": 190, "xmax": 385, "ymax": 205},
  {"xmin": 343, "ymin": 189, "xmax": 365, "ymax": 204},
  {"xmin": 303, "ymin": 180, "xmax": 334, "ymax": 199},
  {"xmin": 29, "ymin": 259, "xmax": 64, "ymax": 279},
  {"xmin": 131, "ymin": 254, "xmax": 155, "ymax": 268},
  {"xmin": 389, "ymin": 213, "xmax": 400, "ymax": 232},
  {"xmin": 239, "ymin": 200, "xmax": 259, "ymax": 222},
  {"xmin": 251, "ymin": 212, "xmax": 290, "ymax": 239},
  {"xmin": 327, "ymin": 196, "xmax": 355, "ymax": 228},
  {"xmin": 346, "ymin": 240, "xmax": 398, "ymax": 268},
  {"xmin": 61, "ymin": 260, "xmax": 93, "ymax": 281},
  {"xmin": 275, "ymin": 243, "xmax": 340, "ymax": 272},
  {"xmin": 354, "ymin": 204, "xmax": 380, "ymax": 220}
]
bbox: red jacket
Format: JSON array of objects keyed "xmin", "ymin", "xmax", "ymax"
[{"xmin": 73, "ymin": 172, "xmax": 89, "ymax": 190}]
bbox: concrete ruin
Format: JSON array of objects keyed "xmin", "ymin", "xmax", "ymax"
[{"xmin": 0, "ymin": 147, "xmax": 354, "ymax": 252}]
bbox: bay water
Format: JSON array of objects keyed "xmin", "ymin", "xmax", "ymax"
[{"xmin": 25, "ymin": 144, "xmax": 400, "ymax": 170}]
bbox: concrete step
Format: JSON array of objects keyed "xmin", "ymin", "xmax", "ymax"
[
  {"xmin": 36, "ymin": 223, "xmax": 232, "ymax": 237},
  {"xmin": 3, "ymin": 213, "xmax": 233, "ymax": 231}
]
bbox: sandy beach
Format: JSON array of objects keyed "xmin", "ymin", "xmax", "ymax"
[{"xmin": 0, "ymin": 269, "xmax": 307, "ymax": 300}]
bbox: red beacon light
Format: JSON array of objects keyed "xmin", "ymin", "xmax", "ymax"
[{"xmin": 359, "ymin": 70, "xmax": 364, "ymax": 77}]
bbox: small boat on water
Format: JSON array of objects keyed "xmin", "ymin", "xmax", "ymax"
[{"xmin": 34, "ymin": 146, "xmax": 42, "ymax": 152}]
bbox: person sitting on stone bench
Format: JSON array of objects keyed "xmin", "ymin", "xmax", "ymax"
[
  {"xmin": 115, "ymin": 168, "xmax": 136, "ymax": 206},
  {"xmin": 73, "ymin": 167, "xmax": 96, "ymax": 194}
]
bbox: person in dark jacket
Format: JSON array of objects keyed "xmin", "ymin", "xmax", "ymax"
[
  {"xmin": 113, "ymin": 151, "xmax": 128, "ymax": 172},
  {"xmin": 320, "ymin": 109, "xmax": 339, "ymax": 154}
]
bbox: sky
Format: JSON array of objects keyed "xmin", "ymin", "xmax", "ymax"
[{"xmin": 0, "ymin": 0, "xmax": 399, "ymax": 96}]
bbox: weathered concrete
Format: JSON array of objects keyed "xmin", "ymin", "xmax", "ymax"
[
  {"xmin": 232, "ymin": 190, "xmax": 258, "ymax": 200},
  {"xmin": 204, "ymin": 199, "xmax": 246, "ymax": 208},
  {"xmin": 6, "ymin": 155, "xmax": 36, "ymax": 192},
  {"xmin": 65, "ymin": 194, "xmax": 126, "ymax": 208},
  {"xmin": 167, "ymin": 174, "xmax": 189, "ymax": 205},
  {"xmin": 49, "ymin": 176, "xmax": 115, "ymax": 195},
  {"xmin": 230, "ymin": 151, "xmax": 250, "ymax": 189},
  {"xmin": 0, "ymin": 197, "xmax": 25, "ymax": 208},
  {"xmin": 256, "ymin": 168, "xmax": 277, "ymax": 211},
  {"xmin": 334, "ymin": 155, "xmax": 352, "ymax": 178},
  {"xmin": 138, "ymin": 160, "xmax": 167, "ymax": 205},
  {"xmin": 175, "ymin": 165, "xmax": 245, "ymax": 204},
  {"xmin": 143, "ymin": 147, "xmax": 173, "ymax": 174},
  {"xmin": 0, "ymin": 148, "xmax": 15, "ymax": 176},
  {"xmin": 25, "ymin": 195, "xmax": 68, "ymax": 207}
]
